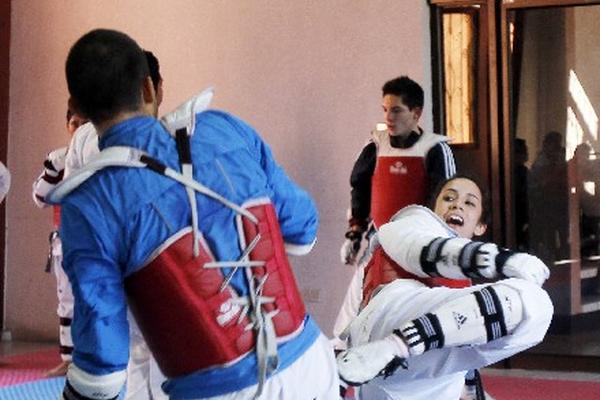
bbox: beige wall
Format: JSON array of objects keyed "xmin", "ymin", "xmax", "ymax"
[{"xmin": 6, "ymin": 0, "xmax": 432, "ymax": 340}]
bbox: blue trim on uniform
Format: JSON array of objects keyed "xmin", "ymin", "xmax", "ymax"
[
  {"xmin": 59, "ymin": 112, "xmax": 321, "ymax": 395},
  {"xmin": 163, "ymin": 316, "xmax": 320, "ymax": 399}
]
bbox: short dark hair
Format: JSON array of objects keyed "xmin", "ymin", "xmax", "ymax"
[
  {"xmin": 382, "ymin": 76, "xmax": 424, "ymax": 110},
  {"xmin": 144, "ymin": 50, "xmax": 161, "ymax": 90},
  {"xmin": 430, "ymin": 174, "xmax": 490, "ymax": 226},
  {"xmin": 65, "ymin": 29, "xmax": 149, "ymax": 124}
]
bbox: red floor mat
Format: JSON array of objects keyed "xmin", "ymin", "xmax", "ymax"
[
  {"xmin": 0, "ymin": 349, "xmax": 61, "ymax": 387},
  {"xmin": 484, "ymin": 374, "xmax": 600, "ymax": 400}
]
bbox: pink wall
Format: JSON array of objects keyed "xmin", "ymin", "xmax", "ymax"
[{"xmin": 7, "ymin": 1, "xmax": 432, "ymax": 340}]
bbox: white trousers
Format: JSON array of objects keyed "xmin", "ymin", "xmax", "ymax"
[
  {"xmin": 197, "ymin": 334, "xmax": 339, "ymax": 400},
  {"xmin": 125, "ymin": 314, "xmax": 168, "ymax": 400},
  {"xmin": 51, "ymin": 237, "xmax": 74, "ymax": 361},
  {"xmin": 331, "ymin": 263, "xmax": 365, "ymax": 350},
  {"xmin": 348, "ymin": 278, "xmax": 553, "ymax": 400}
]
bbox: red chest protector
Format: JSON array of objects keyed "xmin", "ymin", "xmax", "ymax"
[
  {"xmin": 124, "ymin": 200, "xmax": 306, "ymax": 377},
  {"xmin": 361, "ymin": 247, "xmax": 471, "ymax": 309},
  {"xmin": 371, "ymin": 157, "xmax": 427, "ymax": 228},
  {"xmin": 370, "ymin": 130, "xmax": 447, "ymax": 228}
]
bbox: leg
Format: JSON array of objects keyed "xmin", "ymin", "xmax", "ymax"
[
  {"xmin": 46, "ymin": 239, "xmax": 74, "ymax": 377},
  {"xmin": 338, "ymin": 278, "xmax": 552, "ymax": 386},
  {"xmin": 331, "ymin": 263, "xmax": 365, "ymax": 349},
  {"xmin": 125, "ymin": 313, "xmax": 165, "ymax": 400}
]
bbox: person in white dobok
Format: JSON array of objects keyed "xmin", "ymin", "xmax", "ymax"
[
  {"xmin": 33, "ymin": 109, "xmax": 88, "ymax": 377},
  {"xmin": 337, "ymin": 175, "xmax": 553, "ymax": 400}
]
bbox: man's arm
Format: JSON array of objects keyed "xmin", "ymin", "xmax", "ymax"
[
  {"xmin": 226, "ymin": 114, "xmax": 319, "ymax": 255},
  {"xmin": 349, "ymin": 142, "xmax": 376, "ymax": 233},
  {"xmin": 32, "ymin": 147, "xmax": 67, "ymax": 208},
  {"xmin": 425, "ymin": 141, "xmax": 456, "ymax": 198},
  {"xmin": 60, "ymin": 202, "xmax": 129, "ymax": 399}
]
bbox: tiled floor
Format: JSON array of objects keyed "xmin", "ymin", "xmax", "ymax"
[{"xmin": 3, "ymin": 334, "xmax": 600, "ymax": 400}]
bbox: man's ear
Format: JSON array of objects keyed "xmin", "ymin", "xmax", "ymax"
[
  {"xmin": 141, "ymin": 76, "xmax": 156, "ymax": 104},
  {"xmin": 413, "ymin": 106, "xmax": 423, "ymax": 120},
  {"xmin": 474, "ymin": 222, "xmax": 487, "ymax": 237},
  {"xmin": 68, "ymin": 97, "xmax": 83, "ymax": 118}
]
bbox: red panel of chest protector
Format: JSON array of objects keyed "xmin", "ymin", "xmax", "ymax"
[
  {"xmin": 371, "ymin": 156, "xmax": 428, "ymax": 228},
  {"xmin": 124, "ymin": 202, "xmax": 306, "ymax": 378},
  {"xmin": 240, "ymin": 203, "xmax": 306, "ymax": 336},
  {"xmin": 362, "ymin": 247, "xmax": 471, "ymax": 309},
  {"xmin": 125, "ymin": 231, "xmax": 254, "ymax": 377}
]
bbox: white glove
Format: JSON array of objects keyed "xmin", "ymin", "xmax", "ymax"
[
  {"xmin": 337, "ymin": 335, "xmax": 407, "ymax": 386},
  {"xmin": 501, "ymin": 253, "xmax": 550, "ymax": 286},
  {"xmin": 340, "ymin": 237, "xmax": 361, "ymax": 265}
]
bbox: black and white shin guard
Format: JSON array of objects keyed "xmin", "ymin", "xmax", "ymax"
[
  {"xmin": 59, "ymin": 317, "xmax": 73, "ymax": 361},
  {"xmin": 397, "ymin": 284, "xmax": 524, "ymax": 356}
]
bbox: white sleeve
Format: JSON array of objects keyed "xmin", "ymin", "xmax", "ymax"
[
  {"xmin": 378, "ymin": 206, "xmax": 500, "ymax": 280},
  {"xmin": 378, "ymin": 205, "xmax": 549, "ymax": 285},
  {"xmin": 65, "ymin": 122, "xmax": 99, "ymax": 177},
  {"xmin": 32, "ymin": 147, "xmax": 68, "ymax": 207},
  {"xmin": 0, "ymin": 161, "xmax": 10, "ymax": 203}
]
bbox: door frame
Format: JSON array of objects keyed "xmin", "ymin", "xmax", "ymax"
[{"xmin": 0, "ymin": 0, "xmax": 10, "ymax": 328}]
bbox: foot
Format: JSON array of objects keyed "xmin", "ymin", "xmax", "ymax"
[
  {"xmin": 336, "ymin": 337, "xmax": 408, "ymax": 386},
  {"xmin": 44, "ymin": 360, "xmax": 71, "ymax": 377}
]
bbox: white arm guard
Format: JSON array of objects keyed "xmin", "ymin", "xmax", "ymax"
[
  {"xmin": 32, "ymin": 147, "xmax": 68, "ymax": 207},
  {"xmin": 378, "ymin": 205, "xmax": 537, "ymax": 281},
  {"xmin": 62, "ymin": 363, "xmax": 126, "ymax": 400}
]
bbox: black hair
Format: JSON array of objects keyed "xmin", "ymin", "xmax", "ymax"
[
  {"xmin": 144, "ymin": 50, "xmax": 161, "ymax": 90},
  {"xmin": 429, "ymin": 174, "xmax": 490, "ymax": 226},
  {"xmin": 65, "ymin": 29, "xmax": 149, "ymax": 125},
  {"xmin": 381, "ymin": 76, "xmax": 424, "ymax": 110}
]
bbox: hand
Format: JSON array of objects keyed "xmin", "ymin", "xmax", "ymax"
[
  {"xmin": 46, "ymin": 147, "xmax": 68, "ymax": 174},
  {"xmin": 340, "ymin": 237, "xmax": 361, "ymax": 265},
  {"xmin": 472, "ymin": 243, "xmax": 500, "ymax": 279},
  {"xmin": 501, "ymin": 253, "xmax": 550, "ymax": 286}
]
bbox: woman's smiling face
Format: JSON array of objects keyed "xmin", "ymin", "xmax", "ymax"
[{"xmin": 433, "ymin": 177, "xmax": 487, "ymax": 239}]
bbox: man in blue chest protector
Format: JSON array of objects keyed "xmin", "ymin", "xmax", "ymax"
[{"xmin": 55, "ymin": 28, "xmax": 338, "ymax": 400}]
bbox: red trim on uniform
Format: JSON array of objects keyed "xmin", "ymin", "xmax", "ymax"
[{"xmin": 53, "ymin": 206, "xmax": 61, "ymax": 229}]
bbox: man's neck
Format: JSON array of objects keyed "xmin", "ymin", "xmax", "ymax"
[{"xmin": 95, "ymin": 111, "xmax": 149, "ymax": 136}]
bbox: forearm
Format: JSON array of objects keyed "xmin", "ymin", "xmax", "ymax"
[{"xmin": 378, "ymin": 207, "xmax": 549, "ymax": 285}]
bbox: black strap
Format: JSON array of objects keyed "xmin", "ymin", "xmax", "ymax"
[
  {"xmin": 495, "ymin": 248, "xmax": 516, "ymax": 277},
  {"xmin": 473, "ymin": 286, "xmax": 507, "ymax": 342},
  {"xmin": 420, "ymin": 237, "xmax": 450, "ymax": 277},
  {"xmin": 458, "ymin": 241, "xmax": 487, "ymax": 278},
  {"xmin": 175, "ymin": 128, "xmax": 192, "ymax": 165},
  {"xmin": 139, "ymin": 155, "xmax": 167, "ymax": 175},
  {"xmin": 397, "ymin": 313, "xmax": 445, "ymax": 352}
]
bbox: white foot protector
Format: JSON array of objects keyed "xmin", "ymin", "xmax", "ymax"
[{"xmin": 336, "ymin": 335, "xmax": 408, "ymax": 386}]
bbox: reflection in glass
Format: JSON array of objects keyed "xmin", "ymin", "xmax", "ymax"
[{"xmin": 510, "ymin": 5, "xmax": 600, "ymax": 319}]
